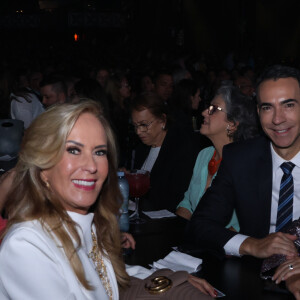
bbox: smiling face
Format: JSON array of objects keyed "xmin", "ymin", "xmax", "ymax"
[
  {"xmin": 200, "ymin": 95, "xmax": 232, "ymax": 144},
  {"xmin": 131, "ymin": 108, "xmax": 166, "ymax": 147},
  {"xmin": 41, "ymin": 113, "xmax": 108, "ymax": 214},
  {"xmin": 257, "ymin": 77, "xmax": 300, "ymax": 159}
]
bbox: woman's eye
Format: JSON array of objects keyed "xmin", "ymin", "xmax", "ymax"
[
  {"xmin": 95, "ymin": 150, "xmax": 107, "ymax": 156},
  {"xmin": 67, "ymin": 147, "xmax": 80, "ymax": 155}
]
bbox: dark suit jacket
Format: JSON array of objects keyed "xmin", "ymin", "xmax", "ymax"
[
  {"xmin": 134, "ymin": 127, "xmax": 205, "ymax": 212},
  {"xmin": 186, "ymin": 136, "xmax": 273, "ymax": 255}
]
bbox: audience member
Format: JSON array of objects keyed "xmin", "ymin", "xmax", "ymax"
[
  {"xmin": 153, "ymin": 70, "xmax": 173, "ymax": 103},
  {"xmin": 105, "ymin": 72, "xmax": 132, "ymax": 167},
  {"xmin": 28, "ymin": 70, "xmax": 43, "ymax": 101},
  {"xmin": 234, "ymin": 75, "xmax": 255, "ymax": 97},
  {"xmin": 187, "ymin": 65, "xmax": 300, "ymax": 298},
  {"xmin": 0, "ymin": 101, "xmax": 130, "ymax": 299},
  {"xmin": 170, "ymin": 79, "xmax": 202, "ymax": 132},
  {"xmin": 40, "ymin": 75, "xmax": 68, "ymax": 107},
  {"xmin": 74, "ymin": 78, "xmax": 110, "ymax": 120},
  {"xmin": 130, "ymin": 92, "xmax": 201, "ymax": 212},
  {"xmin": 96, "ymin": 67, "xmax": 110, "ymax": 89},
  {"xmin": 0, "ymin": 101, "xmax": 215, "ymax": 299},
  {"xmin": 140, "ymin": 74, "xmax": 154, "ymax": 93},
  {"xmin": 176, "ymin": 85, "xmax": 259, "ymax": 226}
]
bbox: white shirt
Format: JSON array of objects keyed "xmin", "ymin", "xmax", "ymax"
[
  {"xmin": 0, "ymin": 212, "xmax": 119, "ymax": 300},
  {"xmin": 224, "ymin": 143, "xmax": 300, "ymax": 256},
  {"xmin": 10, "ymin": 92, "xmax": 44, "ymax": 129},
  {"xmin": 141, "ymin": 146, "xmax": 161, "ymax": 172}
]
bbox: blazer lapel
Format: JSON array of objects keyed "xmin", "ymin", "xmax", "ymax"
[{"xmin": 257, "ymin": 138, "xmax": 273, "ymax": 236}]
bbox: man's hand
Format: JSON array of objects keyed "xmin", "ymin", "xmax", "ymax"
[{"xmin": 239, "ymin": 233, "xmax": 297, "ymax": 258}]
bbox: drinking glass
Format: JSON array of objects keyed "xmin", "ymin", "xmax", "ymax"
[{"xmin": 125, "ymin": 170, "xmax": 150, "ymax": 224}]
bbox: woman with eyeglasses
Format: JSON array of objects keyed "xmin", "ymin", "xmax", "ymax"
[
  {"xmin": 130, "ymin": 92, "xmax": 201, "ymax": 212},
  {"xmin": 176, "ymin": 85, "xmax": 260, "ymax": 226}
]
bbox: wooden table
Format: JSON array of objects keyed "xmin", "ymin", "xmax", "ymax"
[{"xmin": 124, "ymin": 214, "xmax": 294, "ymax": 300}]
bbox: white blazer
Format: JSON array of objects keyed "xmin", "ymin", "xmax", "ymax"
[{"xmin": 0, "ymin": 212, "xmax": 119, "ymax": 300}]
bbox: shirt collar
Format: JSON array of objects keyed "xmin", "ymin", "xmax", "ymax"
[{"xmin": 270, "ymin": 142, "xmax": 300, "ymax": 171}]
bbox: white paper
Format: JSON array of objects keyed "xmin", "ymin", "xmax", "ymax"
[
  {"xmin": 152, "ymin": 250, "xmax": 202, "ymax": 273},
  {"xmin": 142, "ymin": 209, "xmax": 176, "ymax": 219}
]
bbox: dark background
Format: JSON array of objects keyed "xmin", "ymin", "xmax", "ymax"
[{"xmin": 0, "ymin": 0, "xmax": 300, "ymax": 66}]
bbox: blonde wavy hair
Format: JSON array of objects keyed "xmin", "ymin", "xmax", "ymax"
[{"xmin": 3, "ymin": 100, "xmax": 130, "ymax": 290}]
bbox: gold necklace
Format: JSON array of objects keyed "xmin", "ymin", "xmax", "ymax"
[{"xmin": 88, "ymin": 230, "xmax": 113, "ymax": 300}]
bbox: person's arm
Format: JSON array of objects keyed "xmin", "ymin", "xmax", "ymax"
[
  {"xmin": 176, "ymin": 207, "xmax": 192, "ymax": 220},
  {"xmin": 121, "ymin": 232, "xmax": 136, "ymax": 249},
  {"xmin": 176, "ymin": 152, "xmax": 201, "ymax": 220},
  {"xmin": 239, "ymin": 233, "xmax": 298, "ymax": 258},
  {"xmin": 176, "ymin": 146, "xmax": 213, "ymax": 216},
  {"xmin": 0, "ymin": 227, "xmax": 78, "ymax": 300}
]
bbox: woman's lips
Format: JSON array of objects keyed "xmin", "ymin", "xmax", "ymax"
[{"xmin": 72, "ymin": 179, "xmax": 96, "ymax": 191}]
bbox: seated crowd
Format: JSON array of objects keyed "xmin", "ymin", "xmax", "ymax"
[{"xmin": 1, "ymin": 49, "xmax": 300, "ymax": 299}]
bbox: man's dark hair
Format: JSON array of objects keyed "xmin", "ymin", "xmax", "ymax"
[
  {"xmin": 39, "ymin": 75, "xmax": 67, "ymax": 96},
  {"xmin": 153, "ymin": 69, "xmax": 173, "ymax": 84},
  {"xmin": 256, "ymin": 65, "xmax": 300, "ymax": 90}
]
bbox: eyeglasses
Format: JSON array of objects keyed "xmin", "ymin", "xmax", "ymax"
[
  {"xmin": 133, "ymin": 120, "xmax": 155, "ymax": 132},
  {"xmin": 207, "ymin": 104, "xmax": 228, "ymax": 116}
]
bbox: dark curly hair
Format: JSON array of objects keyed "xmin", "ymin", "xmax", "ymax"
[{"xmin": 215, "ymin": 85, "xmax": 260, "ymax": 142}]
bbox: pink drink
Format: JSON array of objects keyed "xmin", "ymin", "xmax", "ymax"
[{"xmin": 125, "ymin": 173, "xmax": 150, "ymax": 198}]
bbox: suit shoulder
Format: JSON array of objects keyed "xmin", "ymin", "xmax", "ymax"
[{"xmin": 223, "ymin": 136, "xmax": 269, "ymax": 156}]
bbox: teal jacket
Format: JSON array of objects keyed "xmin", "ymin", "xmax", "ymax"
[{"xmin": 177, "ymin": 146, "xmax": 239, "ymax": 231}]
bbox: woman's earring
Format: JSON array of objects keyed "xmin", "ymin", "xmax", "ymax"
[
  {"xmin": 162, "ymin": 125, "xmax": 165, "ymax": 130},
  {"xmin": 45, "ymin": 181, "xmax": 50, "ymax": 189},
  {"xmin": 226, "ymin": 124, "xmax": 231, "ymax": 136}
]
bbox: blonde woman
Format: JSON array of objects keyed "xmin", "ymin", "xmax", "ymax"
[
  {"xmin": 0, "ymin": 101, "xmax": 129, "ymax": 299},
  {"xmin": 0, "ymin": 101, "xmax": 216, "ymax": 299}
]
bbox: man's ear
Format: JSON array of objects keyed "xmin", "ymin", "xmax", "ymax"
[{"xmin": 257, "ymin": 104, "xmax": 260, "ymax": 115}]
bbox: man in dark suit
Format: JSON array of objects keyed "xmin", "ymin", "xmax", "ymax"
[{"xmin": 187, "ymin": 65, "xmax": 300, "ymax": 298}]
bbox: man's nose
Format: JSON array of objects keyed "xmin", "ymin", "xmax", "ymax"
[{"xmin": 272, "ymin": 108, "xmax": 285, "ymax": 125}]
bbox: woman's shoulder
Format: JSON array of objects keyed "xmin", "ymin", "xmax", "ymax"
[
  {"xmin": 1, "ymin": 220, "xmax": 52, "ymax": 249},
  {"xmin": 197, "ymin": 146, "xmax": 215, "ymax": 160},
  {"xmin": 192, "ymin": 146, "xmax": 214, "ymax": 171}
]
